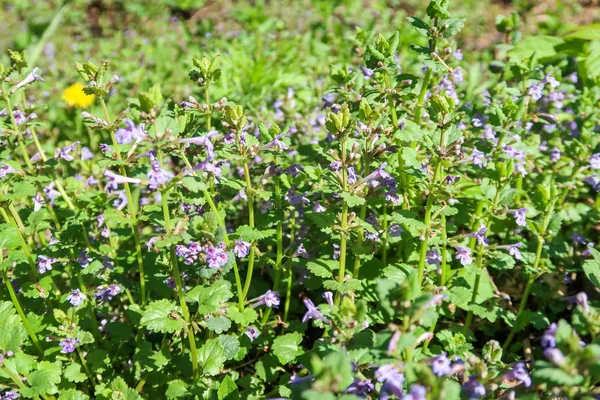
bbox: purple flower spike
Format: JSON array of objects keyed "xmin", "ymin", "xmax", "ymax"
[
  {"xmin": 104, "ymin": 170, "xmax": 142, "ymax": 193},
  {"xmin": 252, "ymin": 290, "xmax": 280, "ymax": 308},
  {"xmin": 550, "ymin": 147, "xmax": 561, "ymax": 163},
  {"xmin": 302, "ymin": 298, "xmax": 329, "ymax": 324},
  {"xmin": 77, "ymin": 250, "xmax": 93, "ymax": 268},
  {"xmin": 180, "ymin": 131, "xmax": 217, "ymax": 160}
]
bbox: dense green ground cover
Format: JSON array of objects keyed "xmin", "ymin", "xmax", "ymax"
[{"xmin": 0, "ymin": 0, "xmax": 599, "ymax": 399}]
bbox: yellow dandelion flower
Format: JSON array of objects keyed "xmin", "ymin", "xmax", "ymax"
[{"xmin": 62, "ymin": 82, "xmax": 95, "ymax": 109}]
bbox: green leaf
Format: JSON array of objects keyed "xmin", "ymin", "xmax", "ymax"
[
  {"xmin": 110, "ymin": 376, "xmax": 143, "ymax": 400},
  {"xmin": 198, "ymin": 338, "xmax": 227, "ymax": 376},
  {"xmin": 57, "ymin": 389, "xmax": 89, "ymax": 400},
  {"xmin": 235, "ymin": 225, "xmax": 276, "ymax": 242},
  {"xmin": 532, "ymin": 361, "xmax": 584, "ymax": 386},
  {"xmin": 508, "ymin": 35, "xmax": 564, "ymax": 62},
  {"xmin": 442, "ymin": 18, "xmax": 465, "ymax": 38},
  {"xmin": 272, "ymin": 332, "xmax": 304, "ymax": 364},
  {"xmin": 186, "ymin": 281, "xmax": 233, "ymax": 314},
  {"xmin": 340, "ymin": 192, "xmax": 365, "ymax": 207},
  {"xmin": 140, "ymin": 299, "xmax": 185, "ymax": 334},
  {"xmin": 0, "ymin": 301, "xmax": 27, "ymax": 352},
  {"xmin": 227, "ymin": 306, "xmax": 257, "ymax": 326},
  {"xmin": 64, "ymin": 363, "xmax": 87, "ymax": 383},
  {"xmin": 207, "ymin": 316, "xmax": 231, "ymax": 333},
  {"xmin": 306, "ymin": 259, "xmax": 338, "ymax": 278},
  {"xmin": 582, "ymin": 248, "xmax": 600, "ymax": 289},
  {"xmin": 166, "ymin": 380, "xmax": 188, "ymax": 399},
  {"xmin": 218, "ymin": 376, "xmax": 240, "ymax": 400},
  {"xmin": 218, "ymin": 335, "xmax": 241, "ymax": 360},
  {"xmin": 181, "ymin": 176, "xmax": 208, "ymax": 193},
  {"xmin": 565, "ymin": 25, "xmax": 600, "ymax": 41}
]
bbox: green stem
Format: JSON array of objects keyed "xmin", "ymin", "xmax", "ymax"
[
  {"xmin": 381, "ymin": 204, "xmax": 388, "ymax": 266},
  {"xmin": 383, "ymin": 72, "xmax": 398, "ymax": 127},
  {"xmin": 3, "ymin": 270, "xmax": 44, "ymax": 354},
  {"xmin": 440, "ymin": 215, "xmax": 448, "ymax": 286},
  {"xmin": 205, "ymin": 84, "xmax": 211, "ymax": 130},
  {"xmin": 414, "ymin": 19, "xmax": 438, "ymax": 126},
  {"xmin": 101, "ymin": 98, "xmax": 147, "ymax": 306},
  {"xmin": 335, "ymin": 139, "xmax": 348, "ymax": 306},
  {"xmin": 177, "ymin": 148, "xmax": 245, "ymax": 310},
  {"xmin": 463, "ymin": 243, "xmax": 484, "ymax": 335},
  {"xmin": 503, "ymin": 236, "xmax": 544, "ymax": 350},
  {"xmin": 161, "ymin": 190, "xmax": 199, "ymax": 377},
  {"xmin": 283, "ymin": 259, "xmax": 293, "ymax": 323},
  {"xmin": 241, "ymin": 161, "xmax": 256, "ymax": 300},
  {"xmin": 417, "ymin": 157, "xmax": 442, "ymax": 282},
  {"xmin": 261, "ymin": 173, "xmax": 283, "ymax": 325}
]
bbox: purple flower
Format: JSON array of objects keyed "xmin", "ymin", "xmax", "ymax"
[
  {"xmin": 293, "ymin": 243, "xmax": 309, "ymax": 258},
  {"xmin": 463, "ymin": 376, "xmax": 486, "ymax": 399},
  {"xmin": 590, "ymin": 153, "xmax": 600, "ymax": 169},
  {"xmin": 37, "ymin": 255, "xmax": 57, "ymax": 274},
  {"xmin": 104, "ymin": 170, "xmax": 142, "ymax": 193},
  {"xmin": 205, "ymin": 243, "xmax": 228, "ymax": 269},
  {"xmin": 470, "ymin": 148, "xmax": 487, "ymax": 167},
  {"xmin": 54, "ymin": 142, "xmax": 80, "ymax": 162},
  {"xmin": 584, "ymin": 176, "xmax": 600, "ymax": 192},
  {"xmin": 544, "ymin": 348, "xmax": 566, "ymax": 366},
  {"xmin": 528, "ymin": 83, "xmax": 543, "ymax": 101},
  {"xmin": 467, "ymin": 224, "xmax": 488, "ymax": 246},
  {"xmin": 511, "ymin": 208, "xmax": 527, "ymax": 226},
  {"xmin": 233, "ymin": 240, "xmax": 250, "ymax": 258},
  {"xmin": 503, "ymin": 146, "xmax": 525, "ymax": 160},
  {"xmin": 164, "ymin": 277, "xmax": 176, "ymax": 289},
  {"xmin": 59, "ymin": 338, "xmax": 79, "ymax": 353},
  {"xmin": 285, "ymin": 188, "xmax": 310, "ymax": 206},
  {"xmin": 95, "ymin": 284, "xmax": 121, "ymax": 302},
  {"xmin": 2, "ymin": 390, "xmax": 20, "ymax": 399},
  {"xmin": 322, "ymin": 291, "xmax": 334, "ymax": 306},
  {"xmin": 360, "ymin": 66, "xmax": 374, "ymax": 79},
  {"xmin": 453, "ymin": 49, "xmax": 463, "ymax": 60},
  {"xmin": 503, "ymin": 362, "xmax": 531, "ymax": 387},
  {"xmin": 255, "ymin": 290, "xmax": 280, "ymax": 308},
  {"xmin": 77, "ymin": 250, "xmax": 93, "ymax": 268},
  {"xmin": 0, "ymin": 162, "xmax": 17, "ymax": 179},
  {"xmin": 401, "ymin": 384, "xmax": 426, "ymax": 400},
  {"xmin": 550, "ymin": 147, "xmax": 561, "ymax": 163},
  {"xmin": 302, "ymin": 298, "xmax": 329, "ymax": 324},
  {"xmin": 431, "ymin": 352, "xmax": 452, "ymax": 376},
  {"xmin": 181, "ymin": 131, "xmax": 217, "ymax": 159},
  {"xmin": 66, "ymin": 289, "xmax": 86, "ymax": 307},
  {"xmin": 454, "ymin": 247, "xmax": 472, "ymax": 265},
  {"xmin": 81, "ymin": 146, "xmax": 93, "ymax": 160},
  {"xmin": 147, "ymin": 161, "xmax": 173, "ymax": 190},
  {"xmin": 346, "ymin": 378, "xmax": 374, "ymax": 396},
  {"xmin": 426, "ymin": 249, "xmax": 442, "ymax": 266},
  {"xmin": 262, "ymin": 134, "xmax": 289, "ymax": 151},
  {"xmin": 375, "ymin": 364, "xmax": 404, "ymax": 398},
  {"xmin": 312, "ymin": 202, "xmax": 326, "ymax": 213},
  {"xmin": 388, "ymin": 224, "xmax": 403, "ymax": 237},
  {"xmin": 11, "ymin": 67, "xmax": 44, "ymax": 93},
  {"xmin": 115, "ymin": 119, "xmax": 147, "ymax": 144},
  {"xmin": 576, "ymin": 292, "xmax": 590, "ymax": 313},
  {"xmin": 245, "ymin": 326, "xmax": 259, "ymax": 341}
]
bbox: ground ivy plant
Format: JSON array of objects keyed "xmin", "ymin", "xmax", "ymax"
[{"xmin": 0, "ymin": 0, "xmax": 599, "ymax": 399}]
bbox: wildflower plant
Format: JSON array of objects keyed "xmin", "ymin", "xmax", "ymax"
[{"xmin": 0, "ymin": 0, "xmax": 599, "ymax": 399}]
